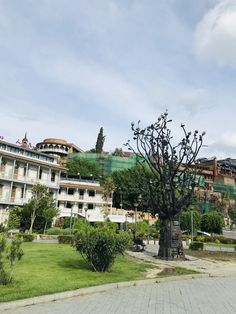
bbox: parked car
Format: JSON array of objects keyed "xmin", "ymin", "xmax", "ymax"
[{"xmin": 181, "ymin": 230, "xmax": 211, "ymax": 237}]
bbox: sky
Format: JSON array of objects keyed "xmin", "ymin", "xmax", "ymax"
[{"xmin": 0, "ymin": 0, "xmax": 236, "ymax": 159}]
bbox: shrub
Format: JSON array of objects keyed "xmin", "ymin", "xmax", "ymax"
[
  {"xmin": 215, "ymin": 239, "xmax": 221, "ymax": 245},
  {"xmin": 195, "ymin": 235, "xmax": 205, "ymax": 242},
  {"xmin": 181, "ymin": 234, "xmax": 191, "ymax": 240},
  {"xmin": 17, "ymin": 233, "xmax": 36, "ymax": 242},
  {"xmin": 74, "ymin": 228, "xmax": 132, "ymax": 272},
  {"xmin": 58, "ymin": 235, "xmax": 73, "ymax": 244},
  {"xmin": 189, "ymin": 241, "xmax": 204, "ymax": 251},
  {"xmin": 221, "ymin": 238, "xmax": 236, "ymax": 245},
  {"xmin": 0, "ymin": 234, "xmax": 24, "ymax": 285},
  {"xmin": 200, "ymin": 211, "xmax": 224, "ymax": 234},
  {"xmin": 150, "ymin": 232, "xmax": 159, "ymax": 239},
  {"xmin": 45, "ymin": 227, "xmax": 64, "ymax": 235}
]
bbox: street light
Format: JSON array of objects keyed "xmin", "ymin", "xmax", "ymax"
[
  {"xmin": 69, "ymin": 206, "xmax": 73, "ymax": 236},
  {"xmin": 133, "ymin": 194, "xmax": 142, "ymax": 238},
  {"xmin": 147, "ymin": 211, "xmax": 150, "ymax": 244}
]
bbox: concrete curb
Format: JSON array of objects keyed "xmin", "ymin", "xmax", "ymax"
[{"xmin": 0, "ymin": 273, "xmax": 212, "ymax": 311}]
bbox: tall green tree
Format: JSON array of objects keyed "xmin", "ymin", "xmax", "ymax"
[{"xmin": 95, "ymin": 127, "xmax": 105, "ymax": 153}]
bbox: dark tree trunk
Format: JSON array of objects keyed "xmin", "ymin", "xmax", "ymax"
[{"xmin": 158, "ymin": 216, "xmax": 184, "ymax": 260}]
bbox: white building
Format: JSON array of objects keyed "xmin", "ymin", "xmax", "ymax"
[
  {"xmin": 0, "ymin": 138, "xmax": 115, "ymax": 225},
  {"xmin": 58, "ymin": 178, "xmax": 112, "ymax": 222},
  {"xmin": 0, "ymin": 140, "xmax": 64, "ymax": 224}
]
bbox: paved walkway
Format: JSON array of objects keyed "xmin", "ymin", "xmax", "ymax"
[{"xmin": 3, "ymin": 277, "xmax": 236, "ymax": 314}]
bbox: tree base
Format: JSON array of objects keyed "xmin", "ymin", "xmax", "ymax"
[{"xmin": 158, "ymin": 217, "xmax": 184, "ymax": 260}]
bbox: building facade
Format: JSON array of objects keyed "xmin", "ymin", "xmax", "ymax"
[{"xmin": 0, "ymin": 139, "xmax": 112, "ymax": 226}]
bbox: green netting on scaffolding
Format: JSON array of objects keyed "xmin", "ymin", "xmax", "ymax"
[
  {"xmin": 69, "ymin": 153, "xmax": 142, "ymax": 176},
  {"xmin": 213, "ymin": 182, "xmax": 236, "ymax": 198}
]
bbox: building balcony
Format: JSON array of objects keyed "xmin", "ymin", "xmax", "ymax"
[
  {"xmin": 0, "ymin": 197, "xmax": 24, "ymax": 205},
  {"xmin": 0, "ymin": 172, "xmax": 60, "ymax": 188}
]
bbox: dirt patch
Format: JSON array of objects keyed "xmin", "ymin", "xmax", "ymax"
[{"xmin": 145, "ymin": 267, "xmax": 166, "ymax": 278}]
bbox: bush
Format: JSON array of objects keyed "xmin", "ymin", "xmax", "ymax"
[
  {"xmin": 215, "ymin": 239, "xmax": 221, "ymax": 245},
  {"xmin": 181, "ymin": 234, "xmax": 191, "ymax": 240},
  {"xmin": 189, "ymin": 241, "xmax": 204, "ymax": 251},
  {"xmin": 17, "ymin": 233, "xmax": 36, "ymax": 242},
  {"xmin": 195, "ymin": 235, "xmax": 205, "ymax": 242},
  {"xmin": 200, "ymin": 211, "xmax": 224, "ymax": 234},
  {"xmin": 73, "ymin": 228, "xmax": 132, "ymax": 272},
  {"xmin": 45, "ymin": 227, "xmax": 64, "ymax": 235},
  {"xmin": 0, "ymin": 234, "xmax": 24, "ymax": 285},
  {"xmin": 58, "ymin": 235, "xmax": 73, "ymax": 244}
]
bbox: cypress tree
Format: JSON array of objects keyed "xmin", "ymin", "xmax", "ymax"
[{"xmin": 95, "ymin": 127, "xmax": 105, "ymax": 153}]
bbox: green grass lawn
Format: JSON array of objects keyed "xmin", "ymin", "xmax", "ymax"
[
  {"xmin": 0, "ymin": 242, "xmax": 156, "ymax": 302},
  {"xmin": 186, "ymin": 249, "xmax": 236, "ymax": 261}
]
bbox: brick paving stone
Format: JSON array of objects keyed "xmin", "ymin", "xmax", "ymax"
[{"xmin": 3, "ymin": 277, "xmax": 236, "ymax": 314}]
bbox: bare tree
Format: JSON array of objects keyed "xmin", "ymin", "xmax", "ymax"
[{"xmin": 125, "ymin": 111, "xmax": 205, "ymax": 259}]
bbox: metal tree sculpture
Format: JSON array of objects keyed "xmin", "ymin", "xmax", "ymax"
[{"xmin": 125, "ymin": 112, "xmax": 205, "ymax": 260}]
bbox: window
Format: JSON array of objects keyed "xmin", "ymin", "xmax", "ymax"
[
  {"xmin": 88, "ymin": 203, "xmax": 94, "ymax": 210},
  {"xmin": 39, "ymin": 168, "xmax": 42, "ymax": 179},
  {"xmin": 68, "ymin": 188, "xmax": 74, "ymax": 195},
  {"xmin": 21, "ymin": 187, "xmax": 24, "ymax": 198},
  {"xmin": 78, "ymin": 203, "xmax": 83, "ymax": 209},
  {"xmin": 88, "ymin": 190, "xmax": 95, "ymax": 197},
  {"xmin": 67, "ymin": 202, "xmax": 72, "ymax": 208},
  {"xmin": 23, "ymin": 165, "xmax": 27, "ymax": 176},
  {"xmin": 51, "ymin": 171, "xmax": 56, "ymax": 182}
]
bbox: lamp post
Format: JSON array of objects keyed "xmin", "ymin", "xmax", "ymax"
[
  {"xmin": 191, "ymin": 210, "xmax": 194, "ymax": 243},
  {"xmin": 125, "ymin": 213, "xmax": 128, "ymax": 231},
  {"xmin": 69, "ymin": 206, "xmax": 73, "ymax": 236},
  {"xmin": 133, "ymin": 195, "xmax": 142, "ymax": 238},
  {"xmin": 84, "ymin": 206, "xmax": 88, "ymax": 231}
]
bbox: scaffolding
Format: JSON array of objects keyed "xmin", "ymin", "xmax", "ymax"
[{"xmin": 69, "ymin": 153, "xmax": 142, "ymax": 176}]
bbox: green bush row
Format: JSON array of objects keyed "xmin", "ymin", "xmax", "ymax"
[
  {"xmin": 58, "ymin": 235, "xmax": 73, "ymax": 244},
  {"xmin": 189, "ymin": 241, "xmax": 204, "ymax": 251},
  {"xmin": 16, "ymin": 233, "xmax": 36, "ymax": 242},
  {"xmin": 194, "ymin": 235, "xmax": 236, "ymax": 244}
]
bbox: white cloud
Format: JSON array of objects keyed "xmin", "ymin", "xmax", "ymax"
[{"xmin": 194, "ymin": 0, "xmax": 236, "ymax": 67}]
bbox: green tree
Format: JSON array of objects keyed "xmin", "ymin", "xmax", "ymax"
[
  {"xmin": 42, "ymin": 204, "xmax": 58, "ymax": 234},
  {"xmin": 102, "ymin": 177, "xmax": 116, "ymax": 214},
  {"xmin": 229, "ymin": 208, "xmax": 236, "ymax": 225},
  {"xmin": 200, "ymin": 211, "xmax": 224, "ymax": 234},
  {"xmin": 112, "ymin": 148, "xmax": 123, "ymax": 157},
  {"xmin": 22, "ymin": 184, "xmax": 56, "ymax": 233},
  {"xmin": 111, "ymin": 166, "xmax": 157, "ymax": 211},
  {"xmin": 66, "ymin": 158, "xmax": 101, "ymax": 177},
  {"xmin": 180, "ymin": 210, "xmax": 201, "ymax": 234},
  {"xmin": 95, "ymin": 127, "xmax": 105, "ymax": 153},
  {"xmin": 7, "ymin": 206, "xmax": 22, "ymax": 229}
]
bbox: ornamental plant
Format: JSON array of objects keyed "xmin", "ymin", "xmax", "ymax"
[
  {"xmin": 73, "ymin": 228, "xmax": 132, "ymax": 272},
  {"xmin": 0, "ymin": 234, "xmax": 24, "ymax": 285}
]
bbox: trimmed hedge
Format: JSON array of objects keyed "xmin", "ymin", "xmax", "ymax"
[
  {"xmin": 16, "ymin": 233, "xmax": 36, "ymax": 242},
  {"xmin": 58, "ymin": 235, "xmax": 73, "ymax": 244},
  {"xmin": 189, "ymin": 241, "xmax": 204, "ymax": 251}
]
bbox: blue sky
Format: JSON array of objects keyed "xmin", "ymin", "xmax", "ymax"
[{"xmin": 0, "ymin": 0, "xmax": 236, "ymax": 158}]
